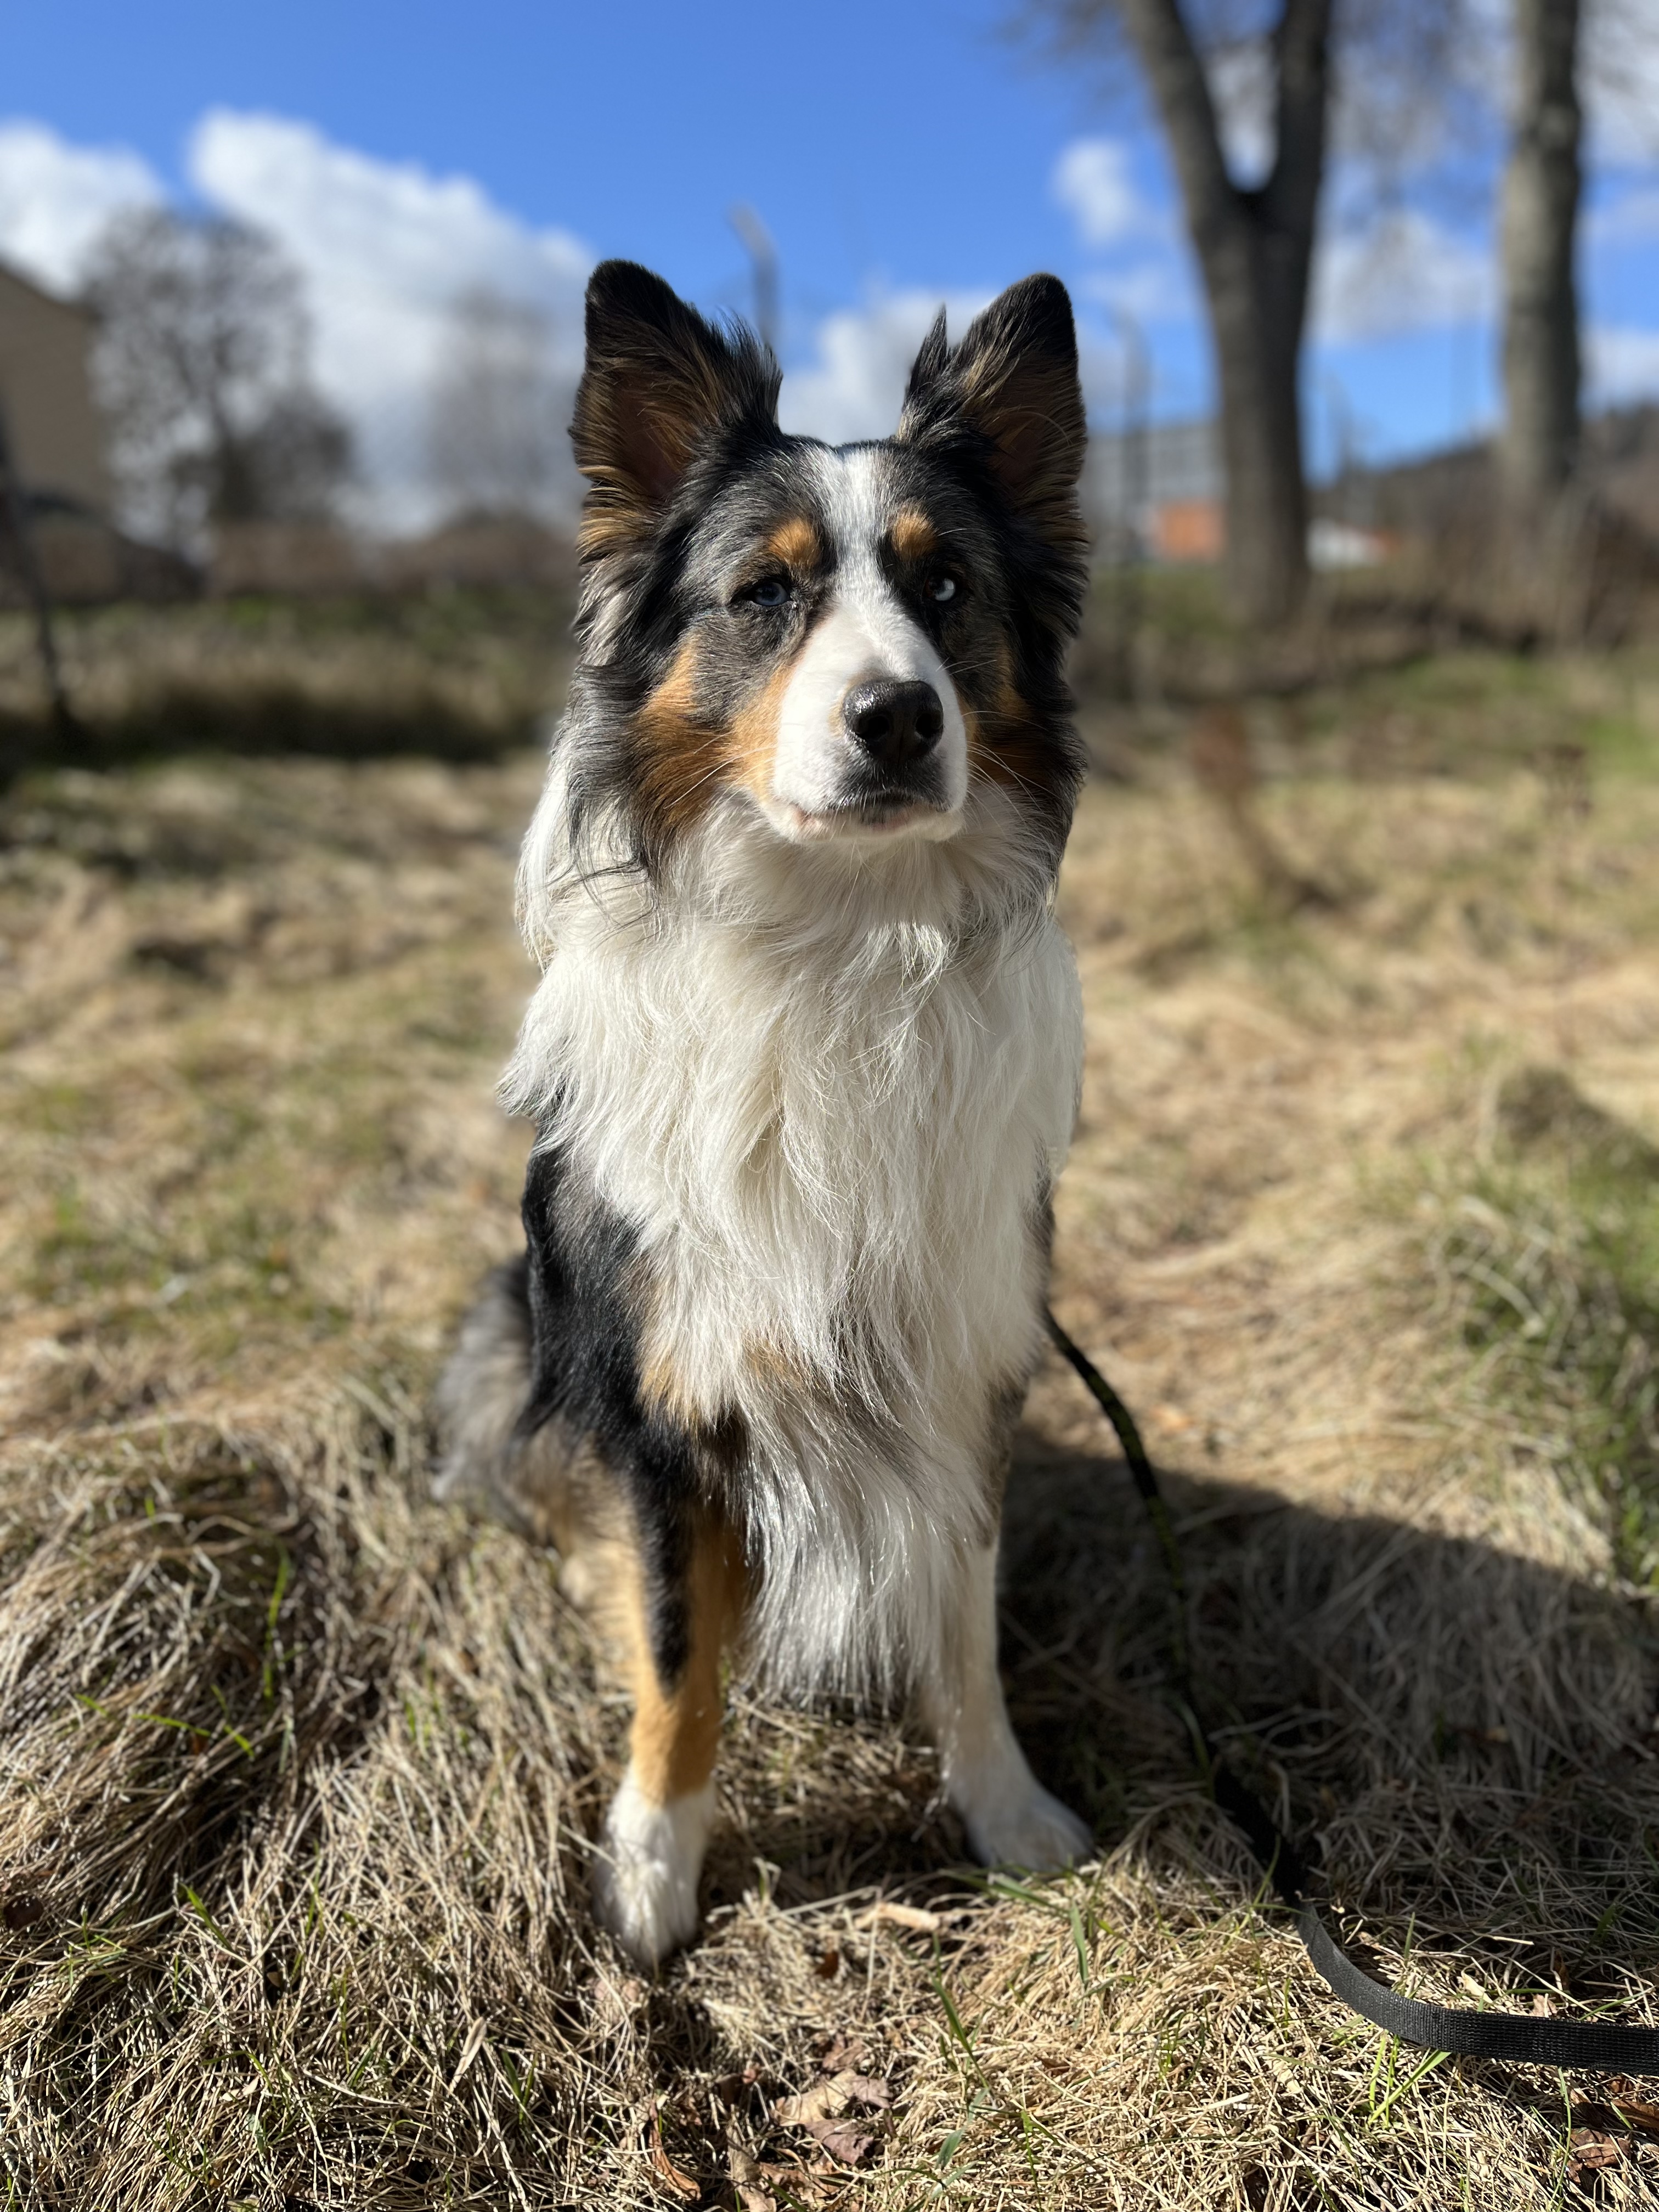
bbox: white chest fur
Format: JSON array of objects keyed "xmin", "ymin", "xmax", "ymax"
[{"xmin": 506, "ymin": 795, "xmax": 1083, "ymax": 1695}]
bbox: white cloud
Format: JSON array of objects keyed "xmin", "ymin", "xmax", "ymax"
[
  {"xmin": 1313, "ymin": 211, "xmax": 1491, "ymax": 343},
  {"xmin": 1588, "ymin": 324, "xmax": 1659, "ymax": 403},
  {"xmin": 187, "ymin": 109, "xmax": 592, "ymax": 528},
  {"xmin": 778, "ymin": 289, "xmax": 990, "ymax": 445},
  {"xmin": 1052, "ymin": 139, "xmax": 1158, "ymax": 249},
  {"xmin": 781, "ymin": 277, "xmax": 1197, "ymax": 448},
  {"xmin": 0, "ymin": 119, "xmax": 162, "ymax": 295}
]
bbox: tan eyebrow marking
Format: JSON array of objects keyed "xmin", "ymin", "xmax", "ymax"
[
  {"xmin": 763, "ymin": 515, "xmax": 823, "ymax": 568},
  {"xmin": 890, "ymin": 507, "xmax": 939, "ymax": 563}
]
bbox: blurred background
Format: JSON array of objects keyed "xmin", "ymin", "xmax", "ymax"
[{"xmin": 1, "ymin": 0, "xmax": 1657, "ymax": 749}]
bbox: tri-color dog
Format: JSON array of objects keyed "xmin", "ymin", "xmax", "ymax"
[{"xmin": 437, "ymin": 259, "xmax": 1093, "ymax": 1965}]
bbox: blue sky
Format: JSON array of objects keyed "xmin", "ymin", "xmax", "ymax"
[{"xmin": 4, "ymin": 0, "xmax": 1657, "ymax": 527}]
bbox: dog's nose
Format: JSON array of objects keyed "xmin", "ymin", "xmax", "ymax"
[{"xmin": 842, "ymin": 679, "xmax": 944, "ymax": 769}]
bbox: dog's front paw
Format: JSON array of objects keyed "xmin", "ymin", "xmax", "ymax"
[
  {"xmin": 962, "ymin": 1778, "xmax": 1093, "ymax": 1873},
  {"xmin": 592, "ymin": 1771, "xmax": 714, "ymax": 1967}
]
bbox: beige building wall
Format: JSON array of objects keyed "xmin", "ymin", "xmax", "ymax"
[{"xmin": 0, "ymin": 259, "xmax": 111, "ymax": 515}]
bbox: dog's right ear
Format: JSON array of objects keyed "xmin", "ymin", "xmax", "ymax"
[{"xmin": 572, "ymin": 261, "xmax": 780, "ymax": 548}]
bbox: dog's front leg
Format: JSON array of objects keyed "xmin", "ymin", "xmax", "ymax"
[
  {"xmin": 592, "ymin": 1510, "xmax": 742, "ymax": 1967},
  {"xmin": 919, "ymin": 1540, "xmax": 1093, "ymax": 1871}
]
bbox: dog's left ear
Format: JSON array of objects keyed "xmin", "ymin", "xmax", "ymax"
[
  {"xmin": 898, "ymin": 275, "xmax": 1086, "ymax": 543},
  {"xmin": 572, "ymin": 260, "xmax": 780, "ymax": 541}
]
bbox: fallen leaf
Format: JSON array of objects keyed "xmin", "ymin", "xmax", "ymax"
[
  {"xmin": 815, "ymin": 2034, "xmax": 868, "ymax": 2073},
  {"xmin": 814, "ymin": 1945, "xmax": 841, "ymax": 1978},
  {"xmin": 812, "ymin": 2121, "xmax": 878, "ymax": 2167},
  {"xmin": 1607, "ymin": 2081, "xmax": 1659, "ymax": 2136},
  {"xmin": 838, "ymin": 2073, "xmax": 893, "ymax": 2110},
  {"xmin": 774, "ymin": 2080, "xmax": 848, "ymax": 2127},
  {"xmin": 729, "ymin": 2146, "xmax": 777, "ymax": 2209},
  {"xmin": 647, "ymin": 2105, "xmax": 699, "ymax": 2199},
  {"xmin": 1569, "ymin": 2129, "xmax": 1624, "ymax": 2173}
]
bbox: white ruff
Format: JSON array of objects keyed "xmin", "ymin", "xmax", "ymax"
[{"xmin": 505, "ymin": 764, "xmax": 1082, "ymax": 1699}]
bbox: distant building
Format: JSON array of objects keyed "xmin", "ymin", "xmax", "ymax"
[
  {"xmin": 1082, "ymin": 417, "xmax": 1222, "ymax": 565},
  {"xmin": 0, "ymin": 257, "xmax": 196, "ymax": 603},
  {"xmin": 0, "ymin": 257, "xmax": 110, "ymax": 515}
]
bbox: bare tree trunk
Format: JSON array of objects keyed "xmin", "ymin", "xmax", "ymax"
[
  {"xmin": 1118, "ymin": 0, "xmax": 1330, "ymax": 628},
  {"xmin": 0, "ymin": 400, "xmax": 82, "ymax": 749},
  {"xmin": 1499, "ymin": 0, "xmax": 1582, "ymax": 515},
  {"xmin": 1206, "ymin": 228, "xmax": 1311, "ymax": 628}
]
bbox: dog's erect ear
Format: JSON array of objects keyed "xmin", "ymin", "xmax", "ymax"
[
  {"xmin": 897, "ymin": 275, "xmax": 1086, "ymax": 540},
  {"xmin": 571, "ymin": 261, "xmax": 780, "ymax": 535}
]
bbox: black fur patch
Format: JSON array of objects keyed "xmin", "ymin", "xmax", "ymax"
[{"xmin": 515, "ymin": 1138, "xmax": 741, "ymax": 1688}]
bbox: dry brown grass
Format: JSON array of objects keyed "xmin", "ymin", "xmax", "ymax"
[
  {"xmin": 0, "ymin": 596, "xmax": 573, "ymax": 774},
  {"xmin": 4, "ymin": 658, "xmax": 1659, "ymax": 2207}
]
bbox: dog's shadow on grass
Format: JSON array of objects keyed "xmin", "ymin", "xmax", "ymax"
[{"xmin": 710, "ymin": 1423, "xmax": 1659, "ymax": 1997}]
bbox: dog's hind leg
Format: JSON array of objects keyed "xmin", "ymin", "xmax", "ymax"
[
  {"xmin": 592, "ymin": 1508, "xmax": 744, "ymax": 1967},
  {"xmin": 433, "ymin": 1256, "xmax": 603, "ymax": 1582},
  {"xmin": 919, "ymin": 1540, "xmax": 1093, "ymax": 1872}
]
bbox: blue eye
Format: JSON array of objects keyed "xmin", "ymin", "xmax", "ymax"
[
  {"xmin": 929, "ymin": 574, "xmax": 958, "ymax": 605},
  {"xmin": 749, "ymin": 577, "xmax": 789, "ymax": 608}
]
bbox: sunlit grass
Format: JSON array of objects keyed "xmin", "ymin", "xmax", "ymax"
[
  {"xmin": 1421, "ymin": 1066, "xmax": 1659, "ymax": 1583},
  {"xmin": 4, "ymin": 640, "xmax": 1659, "ymax": 2202}
]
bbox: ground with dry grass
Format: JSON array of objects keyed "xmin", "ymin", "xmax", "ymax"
[
  {"xmin": 0, "ymin": 595, "xmax": 573, "ymax": 774},
  {"xmin": 4, "ymin": 646, "xmax": 1659, "ymax": 2208}
]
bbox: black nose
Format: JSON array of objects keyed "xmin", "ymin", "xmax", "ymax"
[{"xmin": 842, "ymin": 679, "xmax": 945, "ymax": 769}]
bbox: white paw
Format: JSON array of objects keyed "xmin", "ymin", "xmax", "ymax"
[
  {"xmin": 591, "ymin": 1770, "xmax": 714, "ymax": 1967},
  {"xmin": 960, "ymin": 1776, "xmax": 1093, "ymax": 1872}
]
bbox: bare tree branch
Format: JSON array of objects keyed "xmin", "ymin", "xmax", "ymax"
[
  {"xmin": 83, "ymin": 210, "xmax": 352, "ymax": 550},
  {"xmin": 424, "ymin": 288, "xmax": 578, "ymax": 528}
]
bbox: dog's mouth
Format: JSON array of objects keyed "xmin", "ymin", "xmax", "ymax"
[{"xmin": 772, "ymin": 788, "xmax": 959, "ymax": 844}]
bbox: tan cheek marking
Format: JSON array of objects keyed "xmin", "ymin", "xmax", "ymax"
[
  {"xmin": 890, "ymin": 507, "xmax": 939, "ymax": 564},
  {"xmin": 634, "ymin": 633, "xmax": 733, "ymax": 840},
  {"xmin": 722, "ymin": 654, "xmax": 800, "ymax": 806},
  {"xmin": 763, "ymin": 516, "xmax": 823, "ymax": 569},
  {"xmin": 633, "ymin": 616, "xmax": 815, "ymax": 838}
]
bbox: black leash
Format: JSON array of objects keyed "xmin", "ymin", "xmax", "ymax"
[{"xmin": 1045, "ymin": 1307, "xmax": 1659, "ymax": 2071}]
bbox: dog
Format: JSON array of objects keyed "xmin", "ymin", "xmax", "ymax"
[{"xmin": 436, "ymin": 258, "xmax": 1093, "ymax": 1966}]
